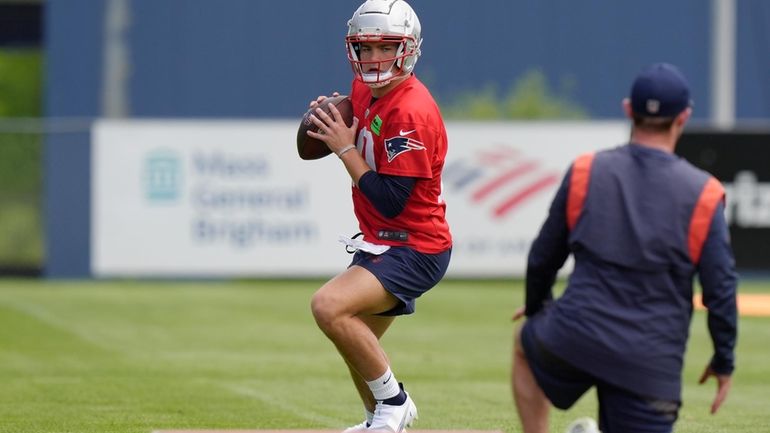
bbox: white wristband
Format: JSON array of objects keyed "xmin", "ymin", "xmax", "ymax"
[{"xmin": 337, "ymin": 144, "xmax": 357, "ymax": 158}]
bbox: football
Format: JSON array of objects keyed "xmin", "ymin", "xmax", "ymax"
[{"xmin": 296, "ymin": 95, "xmax": 354, "ymax": 160}]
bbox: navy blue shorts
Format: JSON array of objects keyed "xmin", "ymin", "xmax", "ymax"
[
  {"xmin": 521, "ymin": 322, "xmax": 680, "ymax": 433},
  {"xmin": 349, "ymin": 246, "xmax": 451, "ymax": 316}
]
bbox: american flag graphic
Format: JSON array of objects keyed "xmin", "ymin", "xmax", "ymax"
[{"xmin": 444, "ymin": 145, "xmax": 561, "ymax": 219}]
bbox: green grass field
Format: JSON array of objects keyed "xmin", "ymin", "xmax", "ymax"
[{"xmin": 0, "ymin": 278, "xmax": 768, "ymax": 433}]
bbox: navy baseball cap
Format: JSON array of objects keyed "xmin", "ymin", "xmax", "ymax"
[{"xmin": 630, "ymin": 63, "xmax": 692, "ymax": 117}]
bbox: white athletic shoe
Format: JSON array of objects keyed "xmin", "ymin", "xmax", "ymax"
[
  {"xmin": 367, "ymin": 391, "xmax": 417, "ymax": 433},
  {"xmin": 565, "ymin": 417, "xmax": 600, "ymax": 433},
  {"xmin": 342, "ymin": 420, "xmax": 369, "ymax": 433}
]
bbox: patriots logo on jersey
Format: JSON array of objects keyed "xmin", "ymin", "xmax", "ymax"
[{"xmin": 385, "ymin": 135, "xmax": 426, "ymax": 162}]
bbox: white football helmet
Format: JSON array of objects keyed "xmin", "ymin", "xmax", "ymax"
[{"xmin": 346, "ymin": 0, "xmax": 422, "ymax": 88}]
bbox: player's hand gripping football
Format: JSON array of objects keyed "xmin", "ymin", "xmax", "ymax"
[
  {"xmin": 698, "ymin": 364, "xmax": 732, "ymax": 414},
  {"xmin": 307, "ymin": 93, "xmax": 359, "ymax": 157},
  {"xmin": 308, "ymin": 92, "xmax": 340, "ymax": 108}
]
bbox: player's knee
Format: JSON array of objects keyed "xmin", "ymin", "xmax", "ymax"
[{"xmin": 310, "ymin": 290, "xmax": 338, "ymax": 331}]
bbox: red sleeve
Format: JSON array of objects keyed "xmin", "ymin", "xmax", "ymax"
[
  {"xmin": 566, "ymin": 152, "xmax": 595, "ymax": 230},
  {"xmin": 688, "ymin": 177, "xmax": 725, "ymax": 264}
]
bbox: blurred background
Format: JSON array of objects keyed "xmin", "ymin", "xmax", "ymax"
[{"xmin": 1, "ymin": 0, "xmax": 768, "ymax": 278}]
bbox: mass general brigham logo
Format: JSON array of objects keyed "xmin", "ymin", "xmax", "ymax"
[
  {"xmin": 443, "ymin": 145, "xmax": 560, "ymax": 219},
  {"xmin": 143, "ymin": 149, "xmax": 182, "ymax": 203}
]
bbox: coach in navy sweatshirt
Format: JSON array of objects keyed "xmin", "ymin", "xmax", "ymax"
[{"xmin": 511, "ymin": 63, "xmax": 738, "ymax": 433}]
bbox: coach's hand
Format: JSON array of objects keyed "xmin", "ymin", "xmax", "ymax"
[
  {"xmin": 698, "ymin": 364, "xmax": 732, "ymax": 414},
  {"xmin": 511, "ymin": 306, "xmax": 525, "ymax": 321}
]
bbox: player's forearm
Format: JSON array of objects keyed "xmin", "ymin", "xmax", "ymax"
[
  {"xmin": 524, "ymin": 269, "xmax": 556, "ymax": 316},
  {"xmin": 357, "ymin": 171, "xmax": 416, "ymax": 218},
  {"xmin": 524, "ymin": 234, "xmax": 570, "ymax": 316},
  {"xmin": 698, "ymin": 207, "xmax": 739, "ymax": 374},
  {"xmin": 707, "ymin": 311, "xmax": 737, "ymax": 374},
  {"xmin": 524, "ymin": 177, "xmax": 571, "ymax": 316},
  {"xmin": 338, "ymin": 149, "xmax": 372, "ymax": 185},
  {"xmin": 702, "ymin": 264, "xmax": 737, "ymax": 374}
]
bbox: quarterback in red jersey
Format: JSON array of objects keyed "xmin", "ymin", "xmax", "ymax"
[
  {"xmin": 349, "ymin": 76, "xmax": 451, "ymax": 254},
  {"xmin": 305, "ymin": 1, "xmax": 451, "ymax": 432}
]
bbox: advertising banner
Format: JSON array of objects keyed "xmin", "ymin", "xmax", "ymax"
[
  {"xmin": 442, "ymin": 122, "xmax": 626, "ymax": 276},
  {"xmin": 677, "ymin": 131, "xmax": 770, "ymax": 270},
  {"xmin": 92, "ymin": 120, "xmax": 628, "ymax": 277},
  {"xmin": 92, "ymin": 120, "xmax": 357, "ymax": 277}
]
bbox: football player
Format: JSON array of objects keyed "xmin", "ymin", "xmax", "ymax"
[{"xmin": 305, "ymin": 1, "xmax": 452, "ymax": 432}]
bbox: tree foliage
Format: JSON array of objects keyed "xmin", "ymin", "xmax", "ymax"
[
  {"xmin": 0, "ymin": 49, "xmax": 43, "ymax": 267},
  {"xmin": 0, "ymin": 49, "xmax": 42, "ymax": 117},
  {"xmin": 441, "ymin": 69, "xmax": 588, "ymax": 120}
]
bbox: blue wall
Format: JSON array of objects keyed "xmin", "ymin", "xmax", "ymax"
[
  {"xmin": 44, "ymin": 1, "xmax": 106, "ymax": 277},
  {"xmin": 47, "ymin": 0, "xmax": 770, "ymax": 120},
  {"xmin": 44, "ymin": 0, "xmax": 770, "ymax": 277}
]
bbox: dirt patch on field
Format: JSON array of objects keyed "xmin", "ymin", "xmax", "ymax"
[{"xmin": 693, "ymin": 294, "xmax": 770, "ymax": 317}]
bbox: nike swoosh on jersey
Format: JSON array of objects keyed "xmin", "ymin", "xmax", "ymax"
[{"xmin": 399, "ymin": 129, "xmax": 416, "ymax": 136}]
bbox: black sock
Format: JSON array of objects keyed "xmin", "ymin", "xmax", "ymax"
[{"xmin": 382, "ymin": 389, "xmax": 406, "ymax": 406}]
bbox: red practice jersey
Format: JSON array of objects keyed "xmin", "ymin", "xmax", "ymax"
[{"xmin": 349, "ymin": 75, "xmax": 452, "ymax": 254}]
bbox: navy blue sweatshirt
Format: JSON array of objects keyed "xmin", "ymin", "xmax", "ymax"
[{"xmin": 525, "ymin": 143, "xmax": 738, "ymax": 402}]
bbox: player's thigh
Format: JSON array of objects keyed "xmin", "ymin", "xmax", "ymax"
[
  {"xmin": 353, "ymin": 247, "xmax": 451, "ymax": 316},
  {"xmin": 597, "ymin": 383, "xmax": 679, "ymax": 433},
  {"xmin": 519, "ymin": 320, "xmax": 594, "ymax": 410},
  {"xmin": 314, "ymin": 264, "xmax": 400, "ymax": 316},
  {"xmin": 513, "ymin": 322, "xmax": 526, "ymax": 356}
]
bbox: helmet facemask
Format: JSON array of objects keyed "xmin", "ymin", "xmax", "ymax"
[{"xmin": 346, "ymin": 35, "xmax": 421, "ymax": 88}]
